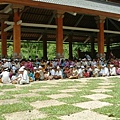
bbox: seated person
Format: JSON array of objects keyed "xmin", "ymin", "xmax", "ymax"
[
  {"xmin": 109, "ymin": 64, "xmax": 116, "ymax": 76},
  {"xmin": 69, "ymin": 66, "xmax": 78, "ymax": 79},
  {"xmin": 28, "ymin": 69, "xmax": 35, "ymax": 82},
  {"xmin": 37, "ymin": 66, "xmax": 44, "ymax": 80},
  {"xmin": 83, "ymin": 69, "xmax": 90, "ymax": 78},
  {"xmin": 92, "ymin": 65, "xmax": 100, "ymax": 77},
  {"xmin": 54, "ymin": 66, "xmax": 63, "ymax": 79},
  {"xmin": 44, "ymin": 68, "xmax": 53, "ymax": 80},
  {"xmin": 0, "ymin": 68, "xmax": 11, "ymax": 84},
  {"xmin": 64, "ymin": 66, "xmax": 72, "ymax": 78},
  {"xmin": 19, "ymin": 67, "xmax": 29, "ymax": 85}
]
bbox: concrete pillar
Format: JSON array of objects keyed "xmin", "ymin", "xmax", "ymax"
[
  {"xmin": 69, "ymin": 35, "xmax": 73, "ymax": 60},
  {"xmin": 1, "ymin": 20, "xmax": 7, "ymax": 58},
  {"xmin": 42, "ymin": 34, "xmax": 47, "ymax": 60},
  {"xmin": 56, "ymin": 12, "xmax": 64, "ymax": 58},
  {"xmin": 13, "ymin": 8, "xmax": 21, "ymax": 58},
  {"xmin": 95, "ymin": 16, "xmax": 106, "ymax": 58}
]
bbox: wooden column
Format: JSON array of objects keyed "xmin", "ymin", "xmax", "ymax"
[
  {"xmin": 96, "ymin": 16, "xmax": 106, "ymax": 58},
  {"xmin": 106, "ymin": 38, "xmax": 110, "ymax": 59},
  {"xmin": 42, "ymin": 34, "xmax": 47, "ymax": 60},
  {"xmin": 56, "ymin": 12, "xmax": 64, "ymax": 58},
  {"xmin": 91, "ymin": 36, "xmax": 95, "ymax": 59},
  {"xmin": 13, "ymin": 8, "xmax": 21, "ymax": 58},
  {"xmin": 1, "ymin": 20, "xmax": 7, "ymax": 58},
  {"xmin": 69, "ymin": 35, "xmax": 73, "ymax": 60}
]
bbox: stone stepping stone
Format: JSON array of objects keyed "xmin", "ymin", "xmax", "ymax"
[
  {"xmin": 29, "ymin": 88, "xmax": 49, "ymax": 92},
  {"xmin": 82, "ymin": 93, "xmax": 112, "ymax": 100},
  {"xmin": 13, "ymin": 93, "xmax": 40, "ymax": 98},
  {"xmin": 3, "ymin": 109, "xmax": 47, "ymax": 120},
  {"xmin": 0, "ymin": 92, "xmax": 4, "ymax": 96},
  {"xmin": 98, "ymin": 83, "xmax": 115, "ymax": 86},
  {"xmin": 97, "ymin": 86, "xmax": 114, "ymax": 89},
  {"xmin": 0, "ymin": 99, "xmax": 19, "ymax": 105},
  {"xmin": 47, "ymin": 93, "xmax": 73, "ymax": 99},
  {"xmin": 90, "ymin": 89, "xmax": 112, "ymax": 93},
  {"xmin": 30, "ymin": 100, "xmax": 65, "ymax": 109},
  {"xmin": 59, "ymin": 89, "xmax": 81, "ymax": 93},
  {"xmin": 73, "ymin": 101, "xmax": 112, "ymax": 110},
  {"xmin": 59, "ymin": 110, "xmax": 114, "ymax": 120}
]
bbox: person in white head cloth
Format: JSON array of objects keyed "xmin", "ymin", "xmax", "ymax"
[
  {"xmin": 103, "ymin": 65, "xmax": 109, "ymax": 76},
  {"xmin": 18, "ymin": 66, "xmax": 29, "ymax": 85},
  {"xmin": 109, "ymin": 64, "xmax": 116, "ymax": 76},
  {"xmin": 11, "ymin": 67, "xmax": 23, "ymax": 84},
  {"xmin": 0, "ymin": 68, "xmax": 11, "ymax": 84}
]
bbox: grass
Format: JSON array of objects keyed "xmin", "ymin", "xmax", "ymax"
[
  {"xmin": 102, "ymin": 78, "xmax": 120, "ymax": 105},
  {"xmin": 0, "ymin": 85, "xmax": 16, "ymax": 89},
  {"xmin": 37, "ymin": 90, "xmax": 61, "ymax": 95},
  {"xmin": 0, "ymin": 77, "xmax": 120, "ymax": 119},
  {"xmin": 19, "ymin": 95, "xmax": 51, "ymax": 102},
  {"xmin": 4, "ymin": 89, "xmax": 30, "ymax": 95},
  {"xmin": 22, "ymin": 82, "xmax": 54, "ymax": 90},
  {"xmin": 94, "ymin": 77, "xmax": 120, "ymax": 119},
  {"xmin": 34, "ymin": 116, "xmax": 60, "ymax": 120},
  {"xmin": 0, "ymin": 102, "xmax": 33, "ymax": 115},
  {"xmin": 0, "ymin": 95, "xmax": 15, "ymax": 100},
  {"xmin": 0, "ymin": 116, "xmax": 5, "ymax": 120},
  {"xmin": 94, "ymin": 105, "xmax": 120, "ymax": 118},
  {"xmin": 39, "ymin": 104, "xmax": 83, "ymax": 116},
  {"xmin": 58, "ymin": 95, "xmax": 91, "ymax": 104}
]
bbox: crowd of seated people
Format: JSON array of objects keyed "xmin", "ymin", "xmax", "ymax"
[{"xmin": 0, "ymin": 56, "xmax": 120, "ymax": 85}]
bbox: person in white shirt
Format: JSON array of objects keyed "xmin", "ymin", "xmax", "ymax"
[
  {"xmin": 20, "ymin": 68, "xmax": 29, "ymax": 84},
  {"xmin": 104, "ymin": 65, "xmax": 109, "ymax": 76},
  {"xmin": 99, "ymin": 65, "xmax": 109, "ymax": 77},
  {"xmin": 50, "ymin": 67, "xmax": 55, "ymax": 76},
  {"xmin": 109, "ymin": 64, "xmax": 116, "ymax": 76},
  {"xmin": 99, "ymin": 65, "xmax": 105, "ymax": 77},
  {"xmin": 54, "ymin": 66, "xmax": 63, "ymax": 79},
  {"xmin": 2, "ymin": 59, "xmax": 9, "ymax": 68},
  {"xmin": 93, "ymin": 65, "xmax": 100, "ymax": 77},
  {"xmin": 16, "ymin": 67, "xmax": 29, "ymax": 85},
  {"xmin": 77, "ymin": 66, "xmax": 83, "ymax": 78},
  {"xmin": 0, "ymin": 68, "xmax": 11, "ymax": 84},
  {"xmin": 69, "ymin": 66, "xmax": 78, "ymax": 79}
]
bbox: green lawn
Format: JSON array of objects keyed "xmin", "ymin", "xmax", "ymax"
[{"xmin": 0, "ymin": 77, "xmax": 120, "ymax": 119}]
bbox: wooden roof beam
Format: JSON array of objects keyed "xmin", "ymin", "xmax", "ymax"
[
  {"xmin": 1, "ymin": 0, "xmax": 120, "ymax": 19},
  {"xmin": 4, "ymin": 21, "xmax": 120, "ymax": 35}
]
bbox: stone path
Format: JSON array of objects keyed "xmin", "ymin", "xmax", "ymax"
[{"xmin": 0, "ymin": 76, "xmax": 119, "ymax": 120}]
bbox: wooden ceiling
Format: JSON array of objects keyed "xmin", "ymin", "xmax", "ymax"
[{"xmin": 0, "ymin": 0, "xmax": 120, "ymax": 44}]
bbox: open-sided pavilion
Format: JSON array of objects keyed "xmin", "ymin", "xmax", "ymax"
[{"xmin": 0, "ymin": 0, "xmax": 120, "ymax": 59}]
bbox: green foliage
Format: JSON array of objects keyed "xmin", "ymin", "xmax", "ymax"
[{"xmin": 2, "ymin": 41, "xmax": 95, "ymax": 59}]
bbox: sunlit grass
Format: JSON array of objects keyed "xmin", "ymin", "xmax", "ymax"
[
  {"xmin": 19, "ymin": 95, "xmax": 51, "ymax": 102},
  {"xmin": 39, "ymin": 104, "xmax": 83, "ymax": 116},
  {"xmin": 0, "ymin": 103, "xmax": 33, "ymax": 115}
]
